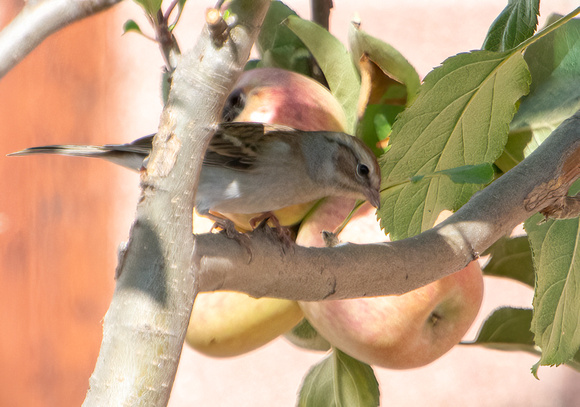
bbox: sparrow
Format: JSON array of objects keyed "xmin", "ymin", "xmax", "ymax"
[{"xmin": 9, "ymin": 122, "xmax": 381, "ymax": 233}]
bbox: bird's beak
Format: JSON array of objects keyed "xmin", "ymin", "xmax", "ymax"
[{"xmin": 366, "ymin": 188, "xmax": 381, "ymax": 209}]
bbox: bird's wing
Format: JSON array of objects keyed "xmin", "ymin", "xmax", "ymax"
[{"xmin": 204, "ymin": 122, "xmax": 296, "ymax": 170}]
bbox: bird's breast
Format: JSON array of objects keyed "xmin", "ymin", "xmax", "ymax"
[{"xmin": 195, "ymin": 159, "xmax": 327, "ymax": 215}]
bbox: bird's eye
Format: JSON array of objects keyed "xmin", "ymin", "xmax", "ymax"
[{"xmin": 357, "ymin": 163, "xmax": 370, "ymax": 177}]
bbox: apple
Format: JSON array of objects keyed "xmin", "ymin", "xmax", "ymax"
[
  {"xmin": 186, "ymin": 68, "xmax": 347, "ymax": 357},
  {"xmin": 225, "ymin": 67, "xmax": 348, "ymax": 133},
  {"xmin": 296, "ymin": 199, "xmax": 484, "ymax": 369},
  {"xmin": 186, "ymin": 290, "xmax": 304, "ymax": 357}
]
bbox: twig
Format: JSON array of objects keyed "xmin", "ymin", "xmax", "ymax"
[
  {"xmin": 0, "ymin": 0, "xmax": 122, "ymax": 79},
  {"xmin": 311, "ymin": 0, "xmax": 333, "ymax": 30},
  {"xmin": 164, "ymin": 0, "xmax": 180, "ymax": 21}
]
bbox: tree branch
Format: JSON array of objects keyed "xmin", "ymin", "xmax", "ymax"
[
  {"xmin": 195, "ymin": 110, "xmax": 580, "ymax": 301},
  {"xmin": 0, "ymin": 0, "xmax": 123, "ymax": 79},
  {"xmin": 82, "ymin": 1, "xmax": 270, "ymax": 405},
  {"xmin": 310, "ymin": 0, "xmax": 332, "ymax": 30}
]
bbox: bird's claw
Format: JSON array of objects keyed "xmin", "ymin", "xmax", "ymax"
[
  {"xmin": 250, "ymin": 212, "xmax": 295, "ymax": 250},
  {"xmin": 208, "ymin": 217, "xmax": 253, "ymax": 263},
  {"xmin": 203, "ymin": 211, "xmax": 295, "ymax": 262}
]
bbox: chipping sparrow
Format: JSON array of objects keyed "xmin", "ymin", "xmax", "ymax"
[{"xmin": 9, "ymin": 122, "xmax": 381, "ymax": 229}]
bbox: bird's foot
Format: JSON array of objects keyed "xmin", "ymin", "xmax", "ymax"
[
  {"xmin": 205, "ymin": 214, "xmax": 253, "ymax": 262},
  {"xmin": 249, "ymin": 212, "xmax": 294, "ymax": 249}
]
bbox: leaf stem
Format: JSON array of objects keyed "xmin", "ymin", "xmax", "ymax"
[{"xmin": 333, "ymin": 200, "xmax": 365, "ymax": 236}]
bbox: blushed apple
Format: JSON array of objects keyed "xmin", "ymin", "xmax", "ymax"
[
  {"xmin": 224, "ymin": 67, "xmax": 348, "ymax": 132},
  {"xmin": 296, "ymin": 199, "xmax": 484, "ymax": 369}
]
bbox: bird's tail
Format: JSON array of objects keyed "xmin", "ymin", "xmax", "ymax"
[{"xmin": 8, "ymin": 136, "xmax": 153, "ymax": 171}]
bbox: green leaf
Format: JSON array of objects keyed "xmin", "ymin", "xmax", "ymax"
[
  {"xmin": 256, "ymin": 2, "xmax": 312, "ymax": 76},
  {"xmin": 260, "ymin": 46, "xmax": 312, "ymax": 77},
  {"xmin": 482, "ymin": 0, "xmax": 540, "ymax": 52},
  {"xmin": 525, "ymin": 14, "xmax": 580, "ymax": 94},
  {"xmin": 482, "ymin": 236, "xmax": 535, "ymax": 287},
  {"xmin": 494, "ymin": 126, "xmax": 533, "ymax": 172},
  {"xmin": 133, "ymin": 0, "xmax": 162, "ymax": 17},
  {"xmin": 464, "ymin": 307, "xmax": 580, "ymax": 375},
  {"xmin": 286, "ymin": 16, "xmax": 361, "ymax": 133},
  {"xmin": 525, "ymin": 214, "xmax": 580, "ymax": 373},
  {"xmin": 359, "ymin": 104, "xmax": 402, "ymax": 156},
  {"xmin": 258, "ymin": 1, "xmax": 299, "ymax": 53},
  {"xmin": 467, "ymin": 307, "xmax": 536, "ymax": 351},
  {"xmin": 441, "ymin": 163, "xmax": 495, "ymax": 184},
  {"xmin": 378, "ymin": 50, "xmax": 530, "ymax": 240},
  {"xmin": 123, "ymin": 19, "xmax": 143, "ymax": 36},
  {"xmin": 348, "ymin": 22, "xmax": 421, "ymax": 104},
  {"xmin": 496, "ymin": 15, "xmax": 580, "ymax": 172},
  {"xmin": 410, "ymin": 164, "xmax": 494, "ymax": 185},
  {"xmin": 374, "ymin": 113, "xmax": 392, "ymax": 141},
  {"xmin": 298, "ymin": 349, "xmax": 379, "ymax": 407},
  {"xmin": 284, "ymin": 318, "xmax": 330, "ymax": 352}
]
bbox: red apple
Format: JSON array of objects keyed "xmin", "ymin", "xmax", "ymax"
[
  {"xmin": 227, "ymin": 67, "xmax": 347, "ymax": 132},
  {"xmin": 296, "ymin": 199, "xmax": 484, "ymax": 369}
]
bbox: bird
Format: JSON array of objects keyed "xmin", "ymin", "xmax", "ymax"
[
  {"xmin": 215, "ymin": 66, "xmax": 352, "ymax": 229},
  {"xmin": 9, "ymin": 122, "xmax": 381, "ymax": 236}
]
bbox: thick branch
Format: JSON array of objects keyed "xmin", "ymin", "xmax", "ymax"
[
  {"xmin": 83, "ymin": 1, "xmax": 270, "ymax": 406},
  {"xmin": 0, "ymin": 0, "xmax": 122, "ymax": 79},
  {"xmin": 195, "ymin": 111, "xmax": 580, "ymax": 301}
]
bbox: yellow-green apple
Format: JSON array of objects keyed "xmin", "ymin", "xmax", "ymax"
[
  {"xmin": 186, "ymin": 290, "xmax": 304, "ymax": 357},
  {"xmin": 186, "ymin": 68, "xmax": 347, "ymax": 357},
  {"xmin": 296, "ymin": 200, "xmax": 484, "ymax": 369}
]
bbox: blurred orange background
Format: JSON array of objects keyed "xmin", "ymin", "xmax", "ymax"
[{"xmin": 1, "ymin": 1, "xmax": 579, "ymax": 406}]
